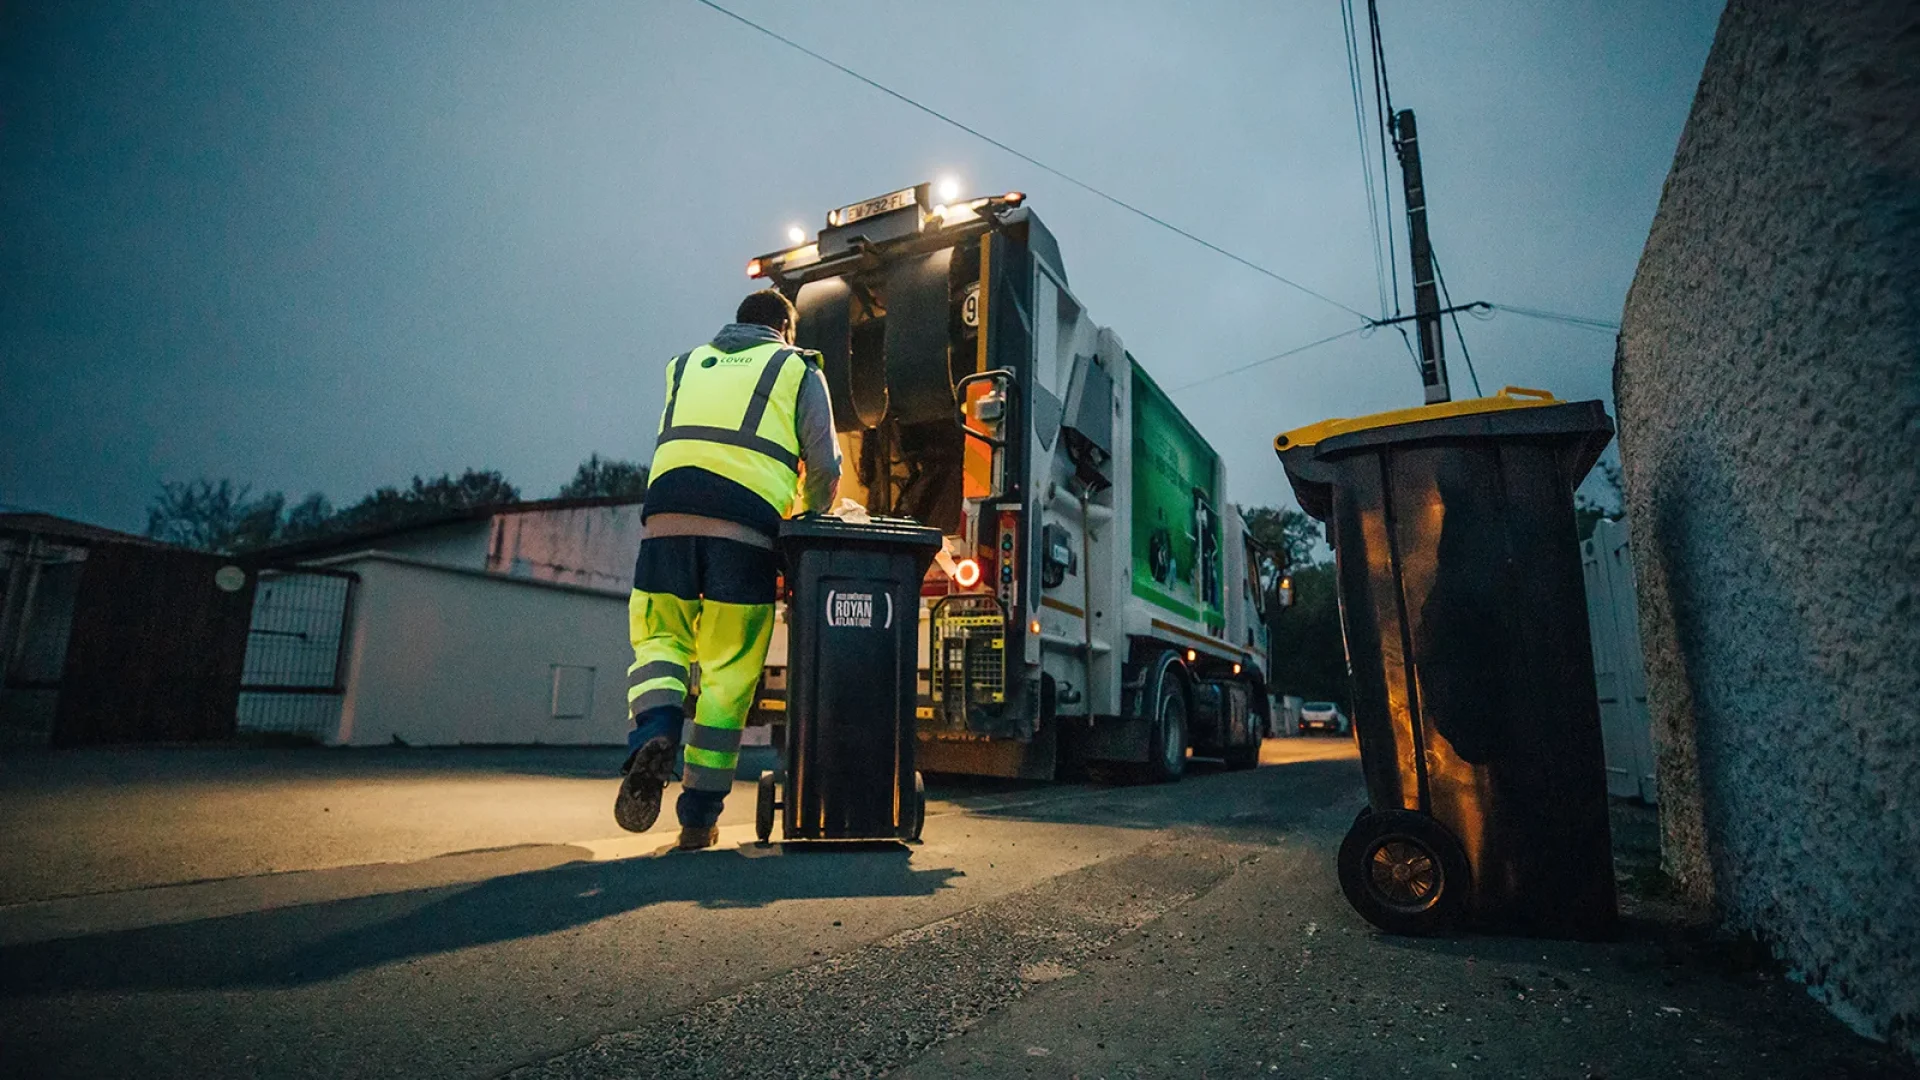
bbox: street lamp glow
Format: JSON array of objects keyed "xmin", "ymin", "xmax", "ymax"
[
  {"xmin": 787, "ymin": 225, "xmax": 806, "ymax": 245},
  {"xmin": 937, "ymin": 177, "xmax": 961, "ymax": 202}
]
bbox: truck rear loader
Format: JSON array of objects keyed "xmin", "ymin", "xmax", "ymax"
[{"xmin": 746, "ymin": 182, "xmax": 1282, "ymax": 781}]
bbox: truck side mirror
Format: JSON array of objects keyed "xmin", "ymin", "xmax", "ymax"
[
  {"xmin": 1268, "ymin": 576, "xmax": 1294, "ymax": 611},
  {"xmin": 956, "ymin": 368, "xmax": 1016, "ymax": 500},
  {"xmin": 955, "ymin": 369, "xmax": 1014, "ymax": 448}
]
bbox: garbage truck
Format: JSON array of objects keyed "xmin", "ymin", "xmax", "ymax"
[{"xmin": 744, "ymin": 182, "xmax": 1281, "ymax": 781}]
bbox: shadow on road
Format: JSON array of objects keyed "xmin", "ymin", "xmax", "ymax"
[
  {"xmin": 0, "ymin": 844, "xmax": 958, "ymax": 996},
  {"xmin": 0, "ymin": 745, "xmax": 636, "ymax": 789},
  {"xmin": 955, "ymin": 757, "xmax": 1364, "ymax": 835}
]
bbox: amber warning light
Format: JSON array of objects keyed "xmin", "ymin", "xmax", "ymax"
[
  {"xmin": 953, "ymin": 559, "xmax": 982, "ymax": 588},
  {"xmin": 746, "ymin": 258, "xmax": 764, "ymax": 278}
]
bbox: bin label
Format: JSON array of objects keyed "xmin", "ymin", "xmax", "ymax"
[{"xmin": 827, "ymin": 589, "xmax": 892, "ymax": 630}]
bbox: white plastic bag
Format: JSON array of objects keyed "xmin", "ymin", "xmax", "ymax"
[{"xmin": 829, "ymin": 497, "xmax": 872, "ymax": 524}]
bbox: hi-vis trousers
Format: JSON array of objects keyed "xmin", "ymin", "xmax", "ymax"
[{"xmin": 628, "ymin": 534, "xmax": 778, "ymax": 795}]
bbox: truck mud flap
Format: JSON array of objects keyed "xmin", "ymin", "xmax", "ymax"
[
  {"xmin": 918, "ymin": 732, "xmax": 1056, "ymax": 780},
  {"xmin": 1070, "ymin": 715, "xmax": 1153, "ymax": 765}
]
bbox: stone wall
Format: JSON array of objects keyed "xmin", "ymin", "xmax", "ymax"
[{"xmin": 1615, "ymin": 0, "xmax": 1917, "ymax": 1052}]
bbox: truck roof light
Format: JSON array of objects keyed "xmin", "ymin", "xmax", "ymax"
[
  {"xmin": 786, "ymin": 225, "xmax": 806, "ymax": 244},
  {"xmin": 938, "ymin": 177, "xmax": 961, "ymax": 202},
  {"xmin": 1004, "ymin": 191, "xmax": 1025, "ymax": 205},
  {"xmin": 746, "ymin": 258, "xmax": 764, "ymax": 278}
]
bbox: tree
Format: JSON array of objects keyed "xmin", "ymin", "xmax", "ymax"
[
  {"xmin": 558, "ymin": 454, "xmax": 648, "ymax": 499},
  {"xmin": 405, "ymin": 468, "xmax": 519, "ymax": 509},
  {"xmin": 281, "ymin": 492, "xmax": 335, "ymax": 541},
  {"xmin": 146, "ymin": 479, "xmax": 286, "ymax": 552},
  {"xmin": 1242, "ymin": 505, "xmax": 1321, "ymax": 572},
  {"xmin": 1266, "ymin": 561, "xmax": 1352, "ymax": 713},
  {"xmin": 328, "ymin": 469, "xmax": 520, "ymax": 534},
  {"xmin": 1243, "ymin": 503, "xmax": 1350, "ymax": 712},
  {"xmin": 144, "ymin": 468, "xmax": 519, "ymax": 552}
]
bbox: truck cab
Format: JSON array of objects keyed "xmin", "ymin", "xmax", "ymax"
[{"xmin": 747, "ymin": 182, "xmax": 1275, "ymax": 780}]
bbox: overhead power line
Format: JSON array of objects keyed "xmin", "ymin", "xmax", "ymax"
[
  {"xmin": 690, "ymin": 0, "xmax": 1373, "ymax": 323},
  {"xmin": 1366, "ymin": 0, "xmax": 1403, "ymax": 316},
  {"xmin": 1489, "ymin": 304, "xmax": 1622, "ymax": 333},
  {"xmin": 1430, "ymin": 250, "xmax": 1484, "ymax": 397},
  {"xmin": 1340, "ymin": 0, "xmax": 1389, "ymax": 319},
  {"xmin": 1169, "ymin": 326, "xmax": 1372, "ymax": 393},
  {"xmin": 1358, "ymin": 0, "xmax": 1412, "ymax": 373}
]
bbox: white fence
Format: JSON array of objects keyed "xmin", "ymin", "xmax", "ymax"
[{"xmin": 1581, "ymin": 518, "xmax": 1658, "ymax": 803}]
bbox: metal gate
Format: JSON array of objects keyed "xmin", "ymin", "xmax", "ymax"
[
  {"xmin": 1581, "ymin": 518, "xmax": 1658, "ymax": 803},
  {"xmin": 0, "ymin": 536, "xmax": 88, "ymax": 746},
  {"xmin": 4, "ymin": 536, "xmax": 260, "ymax": 747},
  {"xmin": 236, "ymin": 568, "xmax": 356, "ymax": 741}
]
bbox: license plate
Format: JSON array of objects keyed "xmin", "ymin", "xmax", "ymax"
[{"xmin": 833, "ymin": 187, "xmax": 917, "ymax": 227}]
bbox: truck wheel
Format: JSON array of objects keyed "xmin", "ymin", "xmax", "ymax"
[
  {"xmin": 1223, "ymin": 694, "xmax": 1264, "ymax": 769},
  {"xmin": 755, "ymin": 770, "xmax": 777, "ymax": 844},
  {"xmin": 1336, "ymin": 809, "xmax": 1470, "ymax": 936},
  {"xmin": 1147, "ymin": 672, "xmax": 1188, "ymax": 783}
]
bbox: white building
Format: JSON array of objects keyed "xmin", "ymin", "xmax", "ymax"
[{"xmin": 242, "ymin": 497, "xmax": 646, "ymax": 747}]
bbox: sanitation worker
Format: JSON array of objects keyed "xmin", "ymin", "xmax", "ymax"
[{"xmin": 617, "ymin": 289, "xmax": 840, "ymax": 849}]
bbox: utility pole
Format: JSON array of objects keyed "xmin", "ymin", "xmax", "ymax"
[{"xmin": 1394, "ymin": 109, "xmax": 1450, "ymax": 403}]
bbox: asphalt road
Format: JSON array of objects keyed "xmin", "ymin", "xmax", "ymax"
[{"xmin": 0, "ymin": 739, "xmax": 1908, "ymax": 1079}]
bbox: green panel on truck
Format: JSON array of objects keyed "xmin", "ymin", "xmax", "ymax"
[{"xmin": 1130, "ymin": 364, "xmax": 1222, "ymax": 623}]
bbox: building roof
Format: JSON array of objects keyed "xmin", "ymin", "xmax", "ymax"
[
  {"xmin": 0, "ymin": 512, "xmax": 180, "ymax": 550},
  {"xmin": 252, "ymin": 493, "xmax": 645, "ymax": 562}
]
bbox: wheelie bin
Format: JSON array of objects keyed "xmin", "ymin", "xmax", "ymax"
[
  {"xmin": 757, "ymin": 513, "xmax": 943, "ymax": 844},
  {"xmin": 1275, "ymin": 387, "xmax": 1617, "ymax": 939}
]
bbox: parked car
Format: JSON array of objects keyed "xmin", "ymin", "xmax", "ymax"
[{"xmin": 1298, "ymin": 701, "xmax": 1350, "ymax": 736}]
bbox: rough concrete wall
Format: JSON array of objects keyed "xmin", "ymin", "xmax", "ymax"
[
  {"xmin": 1615, "ymin": 0, "xmax": 1918, "ymax": 1052},
  {"xmin": 486, "ymin": 505, "xmax": 645, "ymax": 592}
]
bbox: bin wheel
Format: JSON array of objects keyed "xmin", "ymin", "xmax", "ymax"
[
  {"xmin": 755, "ymin": 770, "xmax": 777, "ymax": 845},
  {"xmin": 1336, "ymin": 809, "xmax": 1469, "ymax": 936},
  {"xmin": 907, "ymin": 770, "xmax": 927, "ymax": 842}
]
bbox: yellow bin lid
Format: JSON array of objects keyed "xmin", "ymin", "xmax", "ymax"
[{"xmin": 1273, "ymin": 386, "xmax": 1566, "ymax": 454}]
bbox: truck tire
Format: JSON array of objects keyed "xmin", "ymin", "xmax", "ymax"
[
  {"xmin": 1221, "ymin": 688, "xmax": 1264, "ymax": 769},
  {"xmin": 1336, "ymin": 809, "xmax": 1470, "ymax": 936},
  {"xmin": 1146, "ymin": 667, "xmax": 1188, "ymax": 783}
]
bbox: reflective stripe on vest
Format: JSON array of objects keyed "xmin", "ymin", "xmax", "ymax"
[{"xmin": 649, "ymin": 342, "xmax": 810, "ymax": 512}]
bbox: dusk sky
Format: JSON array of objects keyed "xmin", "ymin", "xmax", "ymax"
[{"xmin": 1, "ymin": 1, "xmax": 1724, "ymax": 532}]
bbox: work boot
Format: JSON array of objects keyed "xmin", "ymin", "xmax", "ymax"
[
  {"xmin": 613, "ymin": 736, "xmax": 675, "ymax": 833},
  {"xmin": 675, "ymin": 824, "xmax": 721, "ymax": 851}
]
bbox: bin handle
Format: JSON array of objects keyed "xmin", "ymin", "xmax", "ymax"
[{"xmin": 1498, "ymin": 386, "xmax": 1556, "ymax": 401}]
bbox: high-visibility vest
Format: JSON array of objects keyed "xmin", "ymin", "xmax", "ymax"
[{"xmin": 650, "ymin": 341, "xmax": 813, "ymax": 513}]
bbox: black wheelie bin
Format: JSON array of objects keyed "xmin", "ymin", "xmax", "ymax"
[
  {"xmin": 1275, "ymin": 387, "xmax": 1618, "ymax": 939},
  {"xmin": 757, "ymin": 513, "xmax": 943, "ymax": 844}
]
